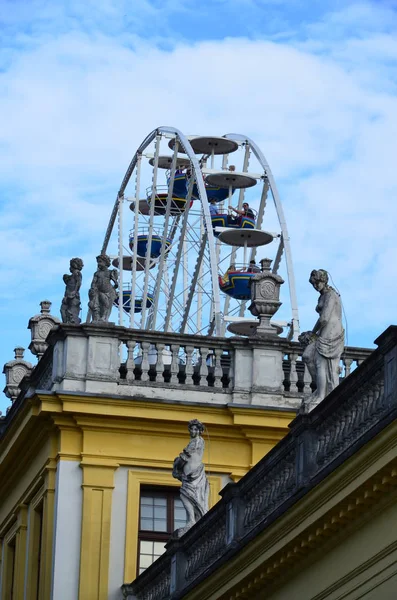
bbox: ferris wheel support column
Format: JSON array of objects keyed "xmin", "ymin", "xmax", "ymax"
[
  {"xmin": 225, "ymin": 134, "xmax": 300, "ymax": 340},
  {"xmin": 150, "ymin": 141, "xmax": 179, "ymax": 329},
  {"xmin": 141, "ymin": 133, "xmax": 161, "ymax": 328},
  {"xmin": 117, "ymin": 193, "xmax": 124, "ymax": 326},
  {"xmin": 130, "ymin": 154, "xmax": 142, "ymax": 327}
]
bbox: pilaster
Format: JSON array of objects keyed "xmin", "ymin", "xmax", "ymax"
[{"xmin": 78, "ymin": 460, "xmax": 118, "ymax": 600}]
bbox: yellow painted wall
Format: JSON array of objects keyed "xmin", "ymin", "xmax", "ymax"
[{"xmin": 0, "ymin": 391, "xmax": 295, "ymax": 599}]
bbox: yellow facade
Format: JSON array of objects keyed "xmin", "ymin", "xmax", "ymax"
[
  {"xmin": 0, "ymin": 390, "xmax": 295, "ymax": 599},
  {"xmin": 182, "ymin": 418, "xmax": 397, "ymax": 600}
]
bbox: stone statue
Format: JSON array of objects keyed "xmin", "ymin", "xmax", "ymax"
[
  {"xmin": 172, "ymin": 419, "xmax": 209, "ymax": 534},
  {"xmin": 88, "ymin": 254, "xmax": 118, "ymax": 322},
  {"xmin": 300, "ymin": 269, "xmax": 345, "ymax": 408},
  {"xmin": 61, "ymin": 258, "xmax": 84, "ymax": 324}
]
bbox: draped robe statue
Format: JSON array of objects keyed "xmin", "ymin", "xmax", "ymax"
[
  {"xmin": 299, "ymin": 269, "xmax": 345, "ymax": 409},
  {"xmin": 172, "ymin": 419, "xmax": 209, "ymax": 534}
]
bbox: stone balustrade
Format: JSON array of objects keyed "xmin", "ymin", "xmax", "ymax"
[
  {"xmin": 11, "ymin": 323, "xmax": 372, "ymax": 411},
  {"xmin": 122, "ymin": 325, "xmax": 397, "ymax": 600}
]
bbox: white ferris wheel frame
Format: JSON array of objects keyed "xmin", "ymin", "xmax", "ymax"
[{"xmin": 100, "ymin": 126, "xmax": 300, "ymax": 340}]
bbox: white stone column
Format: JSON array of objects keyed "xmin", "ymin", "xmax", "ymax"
[{"xmin": 51, "ymin": 461, "xmax": 82, "ymax": 600}]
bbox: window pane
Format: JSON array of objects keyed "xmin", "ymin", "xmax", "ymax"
[
  {"xmin": 153, "ymin": 542, "xmax": 166, "ymax": 556},
  {"xmin": 174, "ymin": 502, "xmax": 187, "ymax": 527},
  {"xmin": 140, "ymin": 518, "xmax": 154, "ymax": 531},
  {"xmin": 139, "ymin": 539, "xmax": 167, "ymax": 574},
  {"xmin": 154, "ymin": 497, "xmax": 167, "ymax": 506},
  {"xmin": 141, "ymin": 505, "xmax": 153, "ymax": 518},
  {"xmin": 140, "ymin": 554, "xmax": 153, "ymax": 569},
  {"xmin": 154, "ymin": 519, "xmax": 167, "ymax": 532},
  {"xmin": 154, "ymin": 506, "xmax": 166, "ymax": 519},
  {"xmin": 141, "ymin": 496, "xmax": 154, "ymax": 506},
  {"xmin": 140, "ymin": 541, "xmax": 153, "ymax": 553}
]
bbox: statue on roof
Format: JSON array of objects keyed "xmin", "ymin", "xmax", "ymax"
[
  {"xmin": 300, "ymin": 269, "xmax": 345, "ymax": 409},
  {"xmin": 61, "ymin": 257, "xmax": 84, "ymax": 324},
  {"xmin": 172, "ymin": 419, "xmax": 209, "ymax": 534},
  {"xmin": 87, "ymin": 254, "xmax": 118, "ymax": 322}
]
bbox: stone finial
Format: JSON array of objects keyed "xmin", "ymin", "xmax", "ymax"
[
  {"xmin": 248, "ymin": 258, "xmax": 284, "ymax": 337},
  {"xmin": 172, "ymin": 419, "xmax": 209, "ymax": 536},
  {"xmin": 40, "ymin": 300, "xmax": 52, "ymax": 314},
  {"xmin": 87, "ymin": 254, "xmax": 118, "ymax": 323},
  {"xmin": 61, "ymin": 257, "xmax": 84, "ymax": 324},
  {"xmin": 3, "ymin": 346, "xmax": 33, "ymax": 404},
  {"xmin": 28, "ymin": 300, "xmax": 61, "ymax": 359},
  {"xmin": 260, "ymin": 257, "xmax": 272, "ymax": 272}
]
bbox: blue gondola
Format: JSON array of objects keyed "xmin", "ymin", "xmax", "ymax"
[
  {"xmin": 129, "ymin": 234, "xmax": 172, "ymax": 258},
  {"xmin": 218, "ymin": 271, "xmax": 256, "ymax": 300},
  {"xmin": 149, "ymin": 193, "xmax": 189, "ymax": 215},
  {"xmin": 114, "ymin": 290, "xmax": 154, "ymax": 313},
  {"xmin": 194, "ymin": 182, "xmax": 235, "ymax": 202},
  {"xmin": 171, "ymin": 173, "xmax": 188, "ymax": 198},
  {"xmin": 167, "ymin": 173, "xmax": 235, "ymax": 203},
  {"xmin": 211, "ymin": 214, "xmax": 256, "ymax": 236}
]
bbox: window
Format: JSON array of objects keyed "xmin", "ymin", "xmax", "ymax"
[{"xmin": 138, "ymin": 488, "xmax": 187, "ymax": 574}]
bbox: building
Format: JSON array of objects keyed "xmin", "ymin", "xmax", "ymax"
[
  {"xmin": 125, "ymin": 326, "xmax": 397, "ymax": 600},
  {"xmin": 0, "ymin": 301, "xmax": 368, "ymax": 599},
  {"xmin": 0, "ymin": 302, "xmax": 370, "ymax": 600}
]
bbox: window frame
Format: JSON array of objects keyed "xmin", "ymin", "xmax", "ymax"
[{"xmin": 137, "ymin": 486, "xmax": 186, "ymax": 575}]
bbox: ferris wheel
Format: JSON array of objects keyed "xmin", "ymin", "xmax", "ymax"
[{"xmin": 101, "ymin": 127, "xmax": 300, "ymax": 340}]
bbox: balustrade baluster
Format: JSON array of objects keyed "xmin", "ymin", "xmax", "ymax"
[
  {"xmin": 342, "ymin": 357, "xmax": 353, "ymax": 379},
  {"xmin": 227, "ymin": 350, "xmax": 234, "ymax": 389},
  {"xmin": 126, "ymin": 340, "xmax": 136, "ymax": 383},
  {"xmin": 289, "ymin": 353, "xmax": 299, "ymax": 393},
  {"xmin": 213, "ymin": 348, "xmax": 223, "ymax": 389},
  {"xmin": 156, "ymin": 342, "xmax": 165, "ymax": 383},
  {"xmin": 185, "ymin": 345, "xmax": 194, "ymax": 385},
  {"xmin": 199, "ymin": 346, "xmax": 209, "ymax": 387},
  {"xmin": 170, "ymin": 344, "xmax": 180, "ymax": 384},
  {"xmin": 140, "ymin": 342, "xmax": 150, "ymax": 382}
]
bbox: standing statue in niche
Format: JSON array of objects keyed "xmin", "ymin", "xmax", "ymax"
[
  {"xmin": 61, "ymin": 258, "xmax": 84, "ymax": 324},
  {"xmin": 87, "ymin": 254, "xmax": 118, "ymax": 322},
  {"xmin": 299, "ymin": 269, "xmax": 345, "ymax": 409},
  {"xmin": 172, "ymin": 419, "xmax": 209, "ymax": 534}
]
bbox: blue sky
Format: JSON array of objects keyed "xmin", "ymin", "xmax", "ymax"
[{"xmin": 1, "ymin": 0, "xmax": 397, "ymax": 412}]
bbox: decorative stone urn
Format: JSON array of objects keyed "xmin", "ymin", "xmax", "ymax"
[
  {"xmin": 248, "ymin": 258, "xmax": 284, "ymax": 337},
  {"xmin": 3, "ymin": 347, "xmax": 33, "ymax": 404},
  {"xmin": 28, "ymin": 300, "xmax": 61, "ymax": 359}
]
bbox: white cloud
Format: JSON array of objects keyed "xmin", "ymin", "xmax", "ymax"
[{"xmin": 1, "ymin": 1, "xmax": 397, "ymax": 411}]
